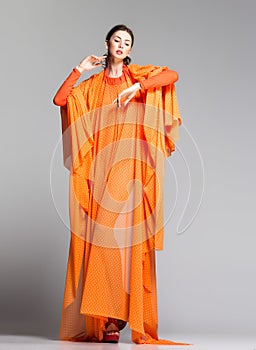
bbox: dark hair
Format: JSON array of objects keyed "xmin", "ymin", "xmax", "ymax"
[{"xmin": 104, "ymin": 24, "xmax": 134, "ymax": 66}]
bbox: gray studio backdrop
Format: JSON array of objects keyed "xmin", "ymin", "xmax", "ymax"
[{"xmin": 1, "ymin": 0, "xmax": 256, "ymax": 339}]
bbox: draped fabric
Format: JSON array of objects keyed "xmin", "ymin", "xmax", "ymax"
[{"xmin": 59, "ymin": 64, "xmax": 189, "ymax": 345}]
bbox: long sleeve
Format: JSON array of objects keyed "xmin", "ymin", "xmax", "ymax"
[
  {"xmin": 140, "ymin": 69, "xmax": 178, "ymax": 90},
  {"xmin": 53, "ymin": 66, "xmax": 179, "ymax": 107},
  {"xmin": 53, "ymin": 68, "xmax": 81, "ymax": 106}
]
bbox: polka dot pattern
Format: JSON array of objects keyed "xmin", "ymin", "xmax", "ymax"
[{"xmin": 59, "ymin": 65, "xmax": 187, "ymax": 345}]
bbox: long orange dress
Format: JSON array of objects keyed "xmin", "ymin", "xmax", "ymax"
[{"xmin": 54, "ymin": 64, "xmax": 189, "ymax": 345}]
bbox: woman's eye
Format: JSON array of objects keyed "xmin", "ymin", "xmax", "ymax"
[{"xmin": 114, "ymin": 39, "xmax": 119, "ymax": 43}]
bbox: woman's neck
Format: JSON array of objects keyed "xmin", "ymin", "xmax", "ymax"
[{"xmin": 107, "ymin": 58, "xmax": 123, "ymax": 78}]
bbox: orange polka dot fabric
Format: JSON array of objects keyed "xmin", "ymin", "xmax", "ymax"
[{"xmin": 59, "ymin": 64, "xmax": 189, "ymax": 345}]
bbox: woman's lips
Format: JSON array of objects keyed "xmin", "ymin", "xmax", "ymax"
[{"xmin": 116, "ymin": 50, "xmax": 123, "ymax": 55}]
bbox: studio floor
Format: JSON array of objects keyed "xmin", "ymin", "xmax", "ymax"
[{"xmin": 0, "ymin": 333, "xmax": 255, "ymax": 350}]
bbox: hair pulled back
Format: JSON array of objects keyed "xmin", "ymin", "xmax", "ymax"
[{"xmin": 104, "ymin": 24, "xmax": 134, "ymax": 66}]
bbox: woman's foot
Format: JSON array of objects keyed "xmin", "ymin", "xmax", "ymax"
[
  {"xmin": 103, "ymin": 318, "xmax": 127, "ymax": 343},
  {"xmin": 103, "ymin": 330, "xmax": 120, "ymax": 343}
]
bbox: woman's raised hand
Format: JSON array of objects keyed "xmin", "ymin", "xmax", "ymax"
[
  {"xmin": 113, "ymin": 82, "xmax": 141, "ymax": 108},
  {"xmin": 76, "ymin": 55, "xmax": 106, "ymax": 73}
]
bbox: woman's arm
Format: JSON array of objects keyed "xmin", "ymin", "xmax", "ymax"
[
  {"xmin": 140, "ymin": 69, "xmax": 178, "ymax": 89},
  {"xmin": 53, "ymin": 68, "xmax": 81, "ymax": 106},
  {"xmin": 115, "ymin": 69, "xmax": 179, "ymax": 107},
  {"xmin": 53, "ymin": 55, "xmax": 106, "ymax": 106}
]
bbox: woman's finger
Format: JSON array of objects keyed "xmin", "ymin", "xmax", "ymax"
[
  {"xmin": 113, "ymin": 97, "xmax": 121, "ymax": 108},
  {"xmin": 117, "ymin": 95, "xmax": 121, "ymax": 108},
  {"xmin": 91, "ymin": 55, "xmax": 100, "ymax": 60},
  {"xmin": 124, "ymin": 98, "xmax": 131, "ymax": 107},
  {"xmin": 93, "ymin": 55, "xmax": 106, "ymax": 66}
]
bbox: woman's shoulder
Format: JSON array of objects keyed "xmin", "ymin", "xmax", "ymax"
[
  {"xmin": 128, "ymin": 63, "xmax": 155, "ymax": 73},
  {"xmin": 127, "ymin": 63, "xmax": 169, "ymax": 79}
]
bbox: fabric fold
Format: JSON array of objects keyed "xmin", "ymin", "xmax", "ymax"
[{"xmin": 58, "ymin": 64, "xmax": 187, "ymax": 345}]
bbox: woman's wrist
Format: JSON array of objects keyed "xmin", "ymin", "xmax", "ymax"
[
  {"xmin": 76, "ymin": 64, "xmax": 85, "ymax": 73},
  {"xmin": 135, "ymin": 82, "xmax": 141, "ymax": 90}
]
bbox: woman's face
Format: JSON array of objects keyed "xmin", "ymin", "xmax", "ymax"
[{"xmin": 105, "ymin": 30, "xmax": 132, "ymax": 61}]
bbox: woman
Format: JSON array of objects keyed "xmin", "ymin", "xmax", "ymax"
[{"xmin": 53, "ymin": 24, "xmax": 187, "ymax": 345}]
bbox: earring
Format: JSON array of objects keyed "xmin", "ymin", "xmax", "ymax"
[
  {"xmin": 124, "ymin": 55, "xmax": 131, "ymax": 65},
  {"xmin": 102, "ymin": 53, "xmax": 108, "ymax": 69}
]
